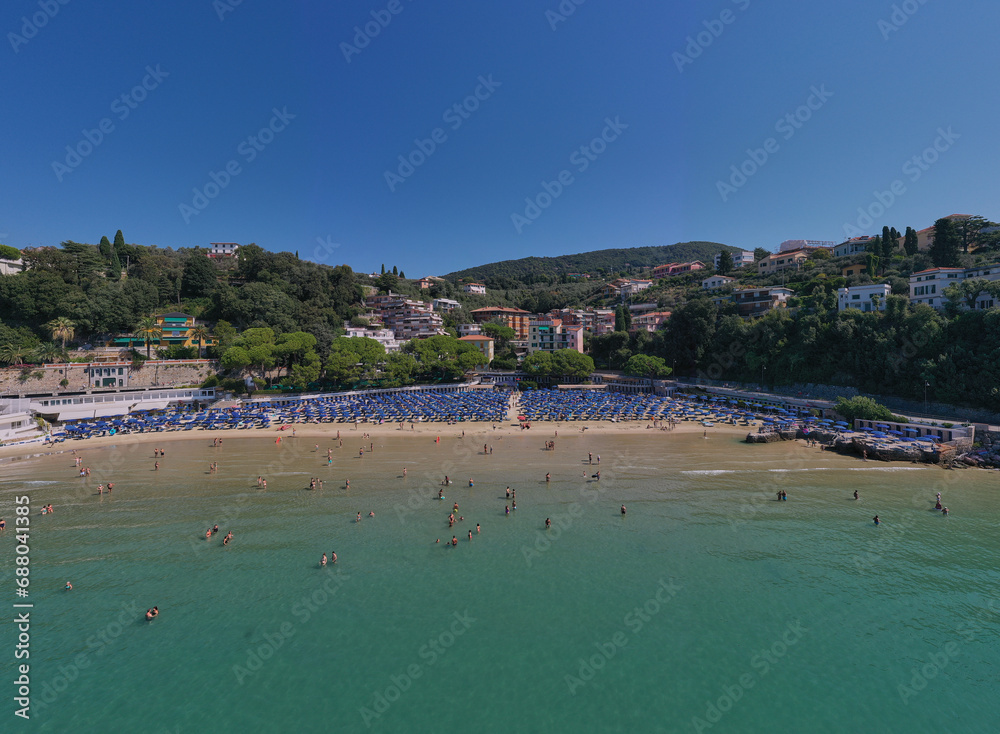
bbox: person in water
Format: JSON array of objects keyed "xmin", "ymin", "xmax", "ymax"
[
  {"xmin": 321, "ymin": 553, "xmax": 327, "ymax": 567},
  {"xmin": 451, "ymin": 536, "xmax": 458, "ymax": 546},
  {"xmin": 853, "ymin": 490, "xmax": 859, "ymax": 500},
  {"xmin": 212, "ymin": 525, "xmax": 219, "ymax": 535},
  {"xmin": 545, "ymin": 473, "xmax": 550, "ymax": 483},
  {"xmin": 942, "ymin": 507, "xmax": 949, "ymax": 515},
  {"xmin": 545, "ymin": 517, "xmax": 551, "ymax": 528},
  {"xmin": 935, "ymin": 499, "xmax": 942, "ymax": 510},
  {"xmin": 331, "ymin": 551, "xmax": 337, "ymax": 563},
  {"xmin": 505, "ymin": 505, "xmax": 510, "ymax": 516},
  {"xmin": 621, "ymin": 505, "xmax": 627, "ymax": 515},
  {"xmin": 873, "ymin": 515, "xmax": 880, "ymax": 525},
  {"xmin": 65, "ymin": 581, "xmax": 72, "ymax": 590}
]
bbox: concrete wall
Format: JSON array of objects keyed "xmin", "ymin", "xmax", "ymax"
[{"xmin": 0, "ymin": 360, "xmax": 219, "ymax": 397}]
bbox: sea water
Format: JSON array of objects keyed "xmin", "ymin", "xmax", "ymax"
[{"xmin": 2, "ymin": 431, "xmax": 999, "ymax": 733}]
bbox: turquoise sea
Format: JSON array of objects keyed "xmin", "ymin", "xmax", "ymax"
[{"xmin": 3, "ymin": 430, "xmax": 999, "ymax": 733}]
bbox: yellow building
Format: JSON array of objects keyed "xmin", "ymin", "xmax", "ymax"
[
  {"xmin": 458, "ymin": 335, "xmax": 495, "ymax": 363},
  {"xmin": 114, "ymin": 313, "xmax": 214, "ymax": 351}
]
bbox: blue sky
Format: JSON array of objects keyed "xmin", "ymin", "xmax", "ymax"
[{"xmin": 2, "ymin": 0, "xmax": 997, "ymax": 275}]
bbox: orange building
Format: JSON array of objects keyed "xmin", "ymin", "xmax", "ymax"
[{"xmin": 469, "ymin": 307, "xmax": 532, "ymax": 340}]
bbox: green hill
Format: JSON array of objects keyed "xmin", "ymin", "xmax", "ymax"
[{"xmin": 444, "ymin": 241, "xmax": 736, "ymax": 285}]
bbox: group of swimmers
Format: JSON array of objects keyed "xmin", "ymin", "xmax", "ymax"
[{"xmin": 320, "ymin": 551, "xmax": 338, "ymax": 566}]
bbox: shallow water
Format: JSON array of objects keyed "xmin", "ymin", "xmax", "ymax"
[{"xmin": 2, "ymin": 431, "xmax": 999, "ymax": 733}]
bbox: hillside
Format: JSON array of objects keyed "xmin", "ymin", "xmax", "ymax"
[{"xmin": 444, "ymin": 241, "xmax": 736, "ymax": 284}]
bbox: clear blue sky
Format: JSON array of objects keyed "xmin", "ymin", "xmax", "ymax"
[{"xmin": 2, "ymin": 0, "xmax": 997, "ymax": 275}]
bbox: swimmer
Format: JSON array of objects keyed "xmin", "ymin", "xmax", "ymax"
[
  {"xmin": 468, "ymin": 478, "xmax": 474, "ymax": 487},
  {"xmin": 145, "ymin": 606, "xmax": 158, "ymax": 620},
  {"xmin": 873, "ymin": 515, "xmax": 880, "ymax": 525},
  {"xmin": 438, "ymin": 489, "xmax": 444, "ymax": 499},
  {"xmin": 853, "ymin": 490, "xmax": 859, "ymax": 500},
  {"xmin": 942, "ymin": 507, "xmax": 949, "ymax": 515},
  {"xmin": 621, "ymin": 505, "xmax": 626, "ymax": 515},
  {"xmin": 476, "ymin": 524, "xmax": 480, "ymax": 534},
  {"xmin": 545, "ymin": 473, "xmax": 550, "ymax": 483},
  {"xmin": 403, "ymin": 468, "xmax": 407, "ymax": 477},
  {"xmin": 321, "ymin": 553, "xmax": 327, "ymax": 567},
  {"xmin": 506, "ymin": 487, "xmax": 511, "ymax": 498},
  {"xmin": 450, "ymin": 536, "xmax": 458, "ymax": 546},
  {"xmin": 545, "ymin": 517, "xmax": 551, "ymax": 528},
  {"xmin": 935, "ymin": 500, "xmax": 942, "ymax": 510},
  {"xmin": 512, "ymin": 501, "xmax": 516, "ymax": 511},
  {"xmin": 331, "ymin": 551, "xmax": 337, "ymax": 563},
  {"xmin": 505, "ymin": 505, "xmax": 510, "ymax": 515},
  {"xmin": 206, "ymin": 529, "xmax": 211, "ymax": 540},
  {"xmin": 212, "ymin": 525, "xmax": 219, "ymax": 535},
  {"xmin": 468, "ymin": 530, "xmax": 473, "ymax": 540},
  {"xmin": 454, "ymin": 502, "xmax": 459, "ymax": 512},
  {"xmin": 357, "ymin": 512, "xmax": 362, "ymax": 523},
  {"xmin": 65, "ymin": 582, "xmax": 72, "ymax": 590},
  {"xmin": 0, "ymin": 518, "xmax": 5, "ymax": 532},
  {"xmin": 369, "ymin": 511, "xmax": 375, "ymax": 518},
  {"xmin": 154, "ymin": 461, "xmax": 159, "ymax": 470}
]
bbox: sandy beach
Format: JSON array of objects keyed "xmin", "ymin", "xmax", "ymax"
[{"xmin": 0, "ymin": 418, "xmax": 750, "ymax": 461}]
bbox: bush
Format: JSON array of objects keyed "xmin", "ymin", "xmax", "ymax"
[
  {"xmin": 519, "ymin": 380, "xmax": 537, "ymax": 391},
  {"xmin": 59, "ymin": 378, "xmax": 69, "ymax": 387},
  {"xmin": 220, "ymin": 377, "xmax": 246, "ymax": 395},
  {"xmin": 834, "ymin": 395, "xmax": 906, "ymax": 424},
  {"xmin": 201, "ymin": 374, "xmax": 220, "ymax": 388}
]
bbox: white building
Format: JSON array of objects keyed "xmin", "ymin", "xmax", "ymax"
[
  {"xmin": 702, "ymin": 275, "xmax": 736, "ymax": 291},
  {"xmin": 910, "ymin": 263, "xmax": 1000, "ymax": 310},
  {"xmin": 344, "ymin": 326, "xmax": 401, "ymax": 352},
  {"xmin": 0, "ymin": 411, "xmax": 41, "ymax": 443},
  {"xmin": 714, "ymin": 250, "xmax": 754, "ymax": 269},
  {"xmin": 838, "ymin": 283, "xmax": 891, "ymax": 312},
  {"xmin": 207, "ymin": 242, "xmax": 239, "ymax": 258},
  {"xmin": 433, "ymin": 298, "xmax": 461, "ymax": 311},
  {"xmin": 779, "ymin": 239, "xmax": 835, "ymax": 252},
  {"xmin": 457, "ymin": 323, "xmax": 482, "ymax": 337},
  {"xmin": 833, "ymin": 237, "xmax": 873, "ymax": 258},
  {"xmin": 0, "ymin": 257, "xmax": 25, "ymax": 275},
  {"xmin": 463, "ymin": 283, "xmax": 486, "ymax": 295}
]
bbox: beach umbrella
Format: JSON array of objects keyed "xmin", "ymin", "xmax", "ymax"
[{"xmin": 888, "ymin": 430, "xmax": 903, "ymax": 436}]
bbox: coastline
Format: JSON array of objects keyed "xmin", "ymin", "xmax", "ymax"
[{"xmin": 0, "ymin": 419, "xmax": 749, "ymax": 461}]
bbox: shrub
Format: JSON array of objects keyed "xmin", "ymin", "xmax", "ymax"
[{"xmin": 59, "ymin": 378, "xmax": 69, "ymax": 387}]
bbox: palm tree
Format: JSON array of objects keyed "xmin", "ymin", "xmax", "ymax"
[
  {"xmin": 134, "ymin": 316, "xmax": 163, "ymax": 359},
  {"xmin": 33, "ymin": 342, "xmax": 66, "ymax": 364},
  {"xmin": 0, "ymin": 343, "xmax": 27, "ymax": 366},
  {"xmin": 189, "ymin": 324, "xmax": 211, "ymax": 359},
  {"xmin": 46, "ymin": 317, "xmax": 75, "ymax": 349}
]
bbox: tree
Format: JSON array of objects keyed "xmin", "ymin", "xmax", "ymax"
[
  {"xmin": 190, "ymin": 324, "xmax": 211, "ymax": 359},
  {"xmin": 615, "ymin": 306, "xmax": 625, "ymax": 333},
  {"xmin": 957, "ymin": 215, "xmax": 990, "ymax": 253},
  {"xmin": 377, "ymin": 273, "xmax": 398, "ymax": 293},
  {"xmin": 33, "ymin": 342, "xmax": 66, "ymax": 364},
  {"xmin": 399, "ymin": 270, "xmax": 406, "ymax": 279},
  {"xmin": 181, "ymin": 249, "xmax": 218, "ymax": 297},
  {"xmin": 834, "ymin": 396, "xmax": 902, "ymax": 423},
  {"xmin": 929, "ymin": 217, "xmax": 961, "ymax": 267},
  {"xmin": 134, "ymin": 316, "xmax": 163, "ymax": 359},
  {"xmin": 99, "ymin": 236, "xmax": 112, "ymax": 261},
  {"xmin": 480, "ymin": 322, "xmax": 515, "ymax": 352},
  {"xmin": 0, "ymin": 343, "xmax": 28, "ymax": 366},
  {"xmin": 903, "ymin": 227, "xmax": 919, "ymax": 256},
  {"xmin": 717, "ymin": 250, "xmax": 733, "ymax": 275},
  {"xmin": 381, "ymin": 264, "xmax": 385, "ymax": 275},
  {"xmin": 46, "ymin": 316, "xmax": 75, "ymax": 349},
  {"xmin": 623, "ymin": 354, "xmax": 672, "ymax": 378},
  {"xmin": 392, "ymin": 265, "xmax": 398, "ymax": 276},
  {"xmin": 753, "ymin": 247, "xmax": 770, "ymax": 262},
  {"xmin": 880, "ymin": 226, "xmax": 895, "ymax": 259},
  {"xmin": 0, "ymin": 244, "xmax": 21, "ymax": 261},
  {"xmin": 623, "ymin": 307, "xmax": 632, "ymax": 332}
]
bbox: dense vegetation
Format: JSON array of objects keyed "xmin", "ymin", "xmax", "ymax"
[{"xmin": 444, "ymin": 241, "xmax": 734, "ymax": 285}]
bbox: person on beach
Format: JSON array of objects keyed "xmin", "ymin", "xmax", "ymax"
[
  {"xmin": 592, "ymin": 471, "xmax": 600, "ymax": 480},
  {"xmin": 589, "ymin": 452, "xmax": 592, "ymax": 464},
  {"xmin": 468, "ymin": 478, "xmax": 474, "ymax": 487},
  {"xmin": 506, "ymin": 487, "xmax": 511, "ymax": 498},
  {"xmin": 854, "ymin": 490, "xmax": 859, "ymax": 500},
  {"xmin": 98, "ymin": 485, "xmax": 104, "ymax": 494},
  {"xmin": 512, "ymin": 501, "xmax": 517, "ymax": 511},
  {"xmin": 154, "ymin": 461, "xmax": 159, "ymax": 470},
  {"xmin": 438, "ymin": 489, "xmax": 444, "ymax": 499},
  {"xmin": 345, "ymin": 479, "xmax": 349, "ymax": 488}
]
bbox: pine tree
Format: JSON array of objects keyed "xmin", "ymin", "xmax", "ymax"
[
  {"xmin": 929, "ymin": 218, "xmax": 961, "ymax": 267},
  {"xmin": 614, "ymin": 306, "xmax": 625, "ymax": 332},
  {"xmin": 114, "ymin": 229, "xmax": 125, "ymax": 251},
  {"xmin": 399, "ymin": 270, "xmax": 405, "ymax": 279},
  {"xmin": 717, "ymin": 250, "xmax": 733, "ymax": 275},
  {"xmin": 381, "ymin": 264, "xmax": 385, "ymax": 274},
  {"xmin": 99, "ymin": 235, "xmax": 112, "ymax": 261},
  {"xmin": 903, "ymin": 227, "xmax": 919, "ymax": 256},
  {"xmin": 392, "ymin": 265, "xmax": 398, "ymax": 275},
  {"xmin": 880, "ymin": 226, "xmax": 894, "ymax": 259}
]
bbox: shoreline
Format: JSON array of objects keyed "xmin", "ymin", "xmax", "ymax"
[{"xmin": 0, "ymin": 419, "xmax": 748, "ymax": 461}]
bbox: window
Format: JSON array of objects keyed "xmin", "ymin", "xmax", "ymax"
[{"xmin": 852, "ymin": 294, "xmax": 860, "ymax": 300}]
